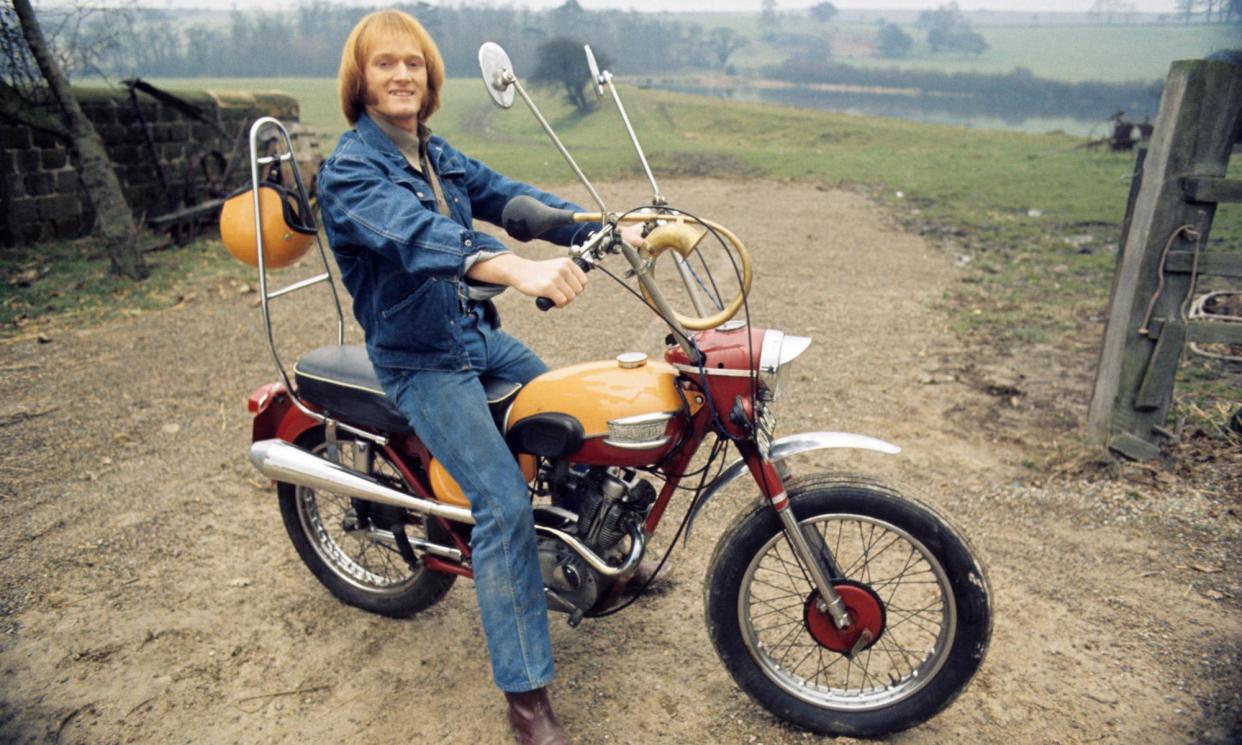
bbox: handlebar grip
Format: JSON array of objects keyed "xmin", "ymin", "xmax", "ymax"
[{"xmin": 536, "ymin": 256, "xmax": 592, "ymax": 312}]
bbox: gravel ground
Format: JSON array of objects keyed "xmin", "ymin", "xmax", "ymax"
[{"xmin": 1, "ymin": 179, "xmax": 1239, "ymax": 744}]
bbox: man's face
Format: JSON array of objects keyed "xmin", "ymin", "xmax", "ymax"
[{"xmin": 363, "ymin": 33, "xmax": 428, "ymax": 131}]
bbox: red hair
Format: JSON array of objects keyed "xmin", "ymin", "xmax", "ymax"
[{"xmin": 337, "ymin": 10, "xmax": 444, "ymax": 125}]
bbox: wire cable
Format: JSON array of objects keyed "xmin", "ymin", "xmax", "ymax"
[{"xmin": 585, "ymin": 436, "xmax": 728, "ymax": 619}]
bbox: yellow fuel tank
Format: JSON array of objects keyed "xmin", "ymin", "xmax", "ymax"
[
  {"xmin": 429, "ymin": 454, "xmax": 536, "ymax": 507},
  {"xmin": 507, "ymin": 358, "xmax": 685, "ymax": 438}
]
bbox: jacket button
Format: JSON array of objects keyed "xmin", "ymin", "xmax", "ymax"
[
  {"xmin": 417, "ymin": 191, "xmax": 426, "ymax": 198},
  {"xmin": 464, "ymin": 239, "xmax": 472, "ymax": 247}
]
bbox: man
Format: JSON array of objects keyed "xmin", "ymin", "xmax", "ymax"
[{"xmin": 317, "ymin": 10, "xmax": 642, "ymax": 744}]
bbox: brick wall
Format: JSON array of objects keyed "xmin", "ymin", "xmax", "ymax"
[{"xmin": 0, "ymin": 87, "xmax": 299, "ymax": 247}]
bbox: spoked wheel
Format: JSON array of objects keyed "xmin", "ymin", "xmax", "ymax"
[
  {"xmin": 706, "ymin": 475, "xmax": 991, "ymax": 737},
  {"xmin": 277, "ymin": 428, "xmax": 456, "ymax": 618}
]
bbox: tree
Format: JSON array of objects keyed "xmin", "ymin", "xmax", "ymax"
[
  {"xmin": 6, "ymin": 0, "xmax": 147, "ymax": 277},
  {"xmin": 809, "ymin": 2, "xmax": 837, "ymax": 23},
  {"xmin": 531, "ymin": 36, "xmax": 606, "ymax": 113},
  {"xmin": 921, "ymin": 3, "xmax": 989, "ymax": 55},
  {"xmin": 707, "ymin": 26, "xmax": 749, "ymax": 69},
  {"xmin": 1175, "ymin": 0, "xmax": 1198, "ymax": 23},
  {"xmin": 760, "ymin": 0, "xmax": 778, "ymax": 36},
  {"xmin": 875, "ymin": 23, "xmax": 913, "ymax": 59}
]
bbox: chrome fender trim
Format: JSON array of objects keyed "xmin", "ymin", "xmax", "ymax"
[{"xmin": 683, "ymin": 432, "xmax": 901, "ymax": 545}]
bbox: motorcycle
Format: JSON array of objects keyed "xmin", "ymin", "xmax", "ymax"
[{"xmin": 236, "ymin": 43, "xmax": 991, "ymax": 738}]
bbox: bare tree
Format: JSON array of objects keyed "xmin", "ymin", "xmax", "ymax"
[
  {"xmin": 1175, "ymin": 0, "xmax": 1199, "ymax": 23},
  {"xmin": 5, "ymin": 0, "xmax": 146, "ymax": 278},
  {"xmin": 760, "ymin": 0, "xmax": 778, "ymax": 36},
  {"xmin": 531, "ymin": 36, "xmax": 606, "ymax": 114},
  {"xmin": 1088, "ymin": 0, "xmax": 1137, "ymax": 24},
  {"xmin": 708, "ymin": 27, "xmax": 749, "ymax": 69}
]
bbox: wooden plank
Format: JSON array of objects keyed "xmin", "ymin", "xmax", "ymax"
[
  {"xmin": 1186, "ymin": 320, "xmax": 1242, "ymax": 345},
  {"xmin": 1135, "ymin": 320, "xmax": 1185, "ymax": 411},
  {"xmin": 1181, "ymin": 176, "xmax": 1242, "ymax": 204},
  {"xmin": 1108, "ymin": 431, "xmax": 1162, "ymax": 460},
  {"xmin": 1116, "ymin": 147, "xmax": 1147, "ymax": 262},
  {"xmin": 147, "ymin": 198, "xmax": 225, "ymax": 229},
  {"xmin": 1087, "ymin": 59, "xmax": 1242, "ymax": 457},
  {"xmin": 1165, "ymin": 251, "xmax": 1242, "ymax": 277}
]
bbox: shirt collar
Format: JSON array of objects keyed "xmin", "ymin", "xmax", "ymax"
[
  {"xmin": 369, "ymin": 115, "xmax": 427, "ymax": 172},
  {"xmin": 355, "ymin": 112, "xmax": 432, "ymax": 167}
]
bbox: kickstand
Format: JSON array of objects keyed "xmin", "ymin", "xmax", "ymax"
[{"xmin": 392, "ymin": 527, "xmax": 421, "ymax": 572}]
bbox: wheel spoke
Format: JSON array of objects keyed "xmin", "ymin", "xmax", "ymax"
[
  {"xmin": 787, "ymin": 643, "xmax": 819, "ymax": 679},
  {"xmin": 296, "ymin": 441, "xmax": 423, "ymax": 594},
  {"xmin": 737, "ymin": 508, "xmax": 960, "ymax": 711}
]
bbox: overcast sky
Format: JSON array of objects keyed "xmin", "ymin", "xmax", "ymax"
[{"xmin": 83, "ymin": 1, "xmax": 1183, "ymax": 14}]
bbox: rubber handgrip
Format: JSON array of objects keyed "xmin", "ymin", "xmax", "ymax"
[
  {"xmin": 503, "ymin": 195, "xmax": 575, "ymax": 242},
  {"xmin": 536, "ymin": 256, "xmax": 591, "ymax": 312}
]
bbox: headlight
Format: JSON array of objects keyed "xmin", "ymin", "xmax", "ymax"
[{"xmin": 758, "ymin": 330, "xmax": 812, "ymax": 401}]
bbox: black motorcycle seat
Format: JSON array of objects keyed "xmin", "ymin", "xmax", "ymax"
[{"xmin": 293, "ymin": 344, "xmax": 522, "ymax": 435}]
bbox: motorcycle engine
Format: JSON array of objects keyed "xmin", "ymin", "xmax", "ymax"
[{"xmin": 538, "ymin": 465, "xmax": 657, "ymax": 616}]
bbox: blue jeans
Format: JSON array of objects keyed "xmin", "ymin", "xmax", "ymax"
[{"xmin": 374, "ymin": 308, "xmax": 553, "ymax": 693}]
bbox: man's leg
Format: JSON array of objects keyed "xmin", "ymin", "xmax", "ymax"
[
  {"xmin": 478, "ymin": 322, "xmax": 549, "ymax": 386},
  {"xmin": 376, "ymin": 365, "xmax": 554, "ymax": 693}
]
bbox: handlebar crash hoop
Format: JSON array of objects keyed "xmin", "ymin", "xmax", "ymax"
[
  {"xmin": 576, "ymin": 212, "xmax": 753, "ymax": 331},
  {"xmin": 480, "ymin": 41, "xmax": 753, "ymax": 333}
]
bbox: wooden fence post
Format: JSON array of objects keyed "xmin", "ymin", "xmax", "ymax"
[{"xmin": 1088, "ymin": 59, "xmax": 1242, "ymax": 460}]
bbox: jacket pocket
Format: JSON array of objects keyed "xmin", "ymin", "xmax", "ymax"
[
  {"xmin": 380, "ymin": 279, "xmax": 434, "ymax": 320},
  {"xmin": 377, "ymin": 279, "xmax": 456, "ymax": 353}
]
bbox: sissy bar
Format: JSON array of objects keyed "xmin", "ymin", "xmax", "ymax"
[{"xmin": 245, "ymin": 116, "xmax": 384, "ymax": 446}]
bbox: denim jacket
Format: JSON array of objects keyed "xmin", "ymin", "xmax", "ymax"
[{"xmin": 318, "ymin": 112, "xmax": 591, "ymax": 371}]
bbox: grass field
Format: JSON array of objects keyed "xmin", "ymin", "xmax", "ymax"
[
  {"xmin": 674, "ymin": 15, "xmax": 1235, "ymax": 82},
  {"xmin": 830, "ymin": 23, "xmax": 1238, "ymax": 82}
]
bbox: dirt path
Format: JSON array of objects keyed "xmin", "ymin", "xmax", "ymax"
[{"xmin": 1, "ymin": 179, "xmax": 1238, "ymax": 744}]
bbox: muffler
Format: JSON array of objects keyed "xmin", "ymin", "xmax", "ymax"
[{"xmin": 249, "ymin": 439, "xmax": 475, "ymax": 525}]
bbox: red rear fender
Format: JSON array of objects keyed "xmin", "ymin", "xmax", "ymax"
[{"xmin": 247, "ymin": 382, "xmax": 320, "ymax": 444}]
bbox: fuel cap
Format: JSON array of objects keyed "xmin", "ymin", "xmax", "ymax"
[{"xmin": 616, "ymin": 352, "xmax": 648, "ymax": 369}]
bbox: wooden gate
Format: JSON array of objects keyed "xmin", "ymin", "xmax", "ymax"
[{"xmin": 1088, "ymin": 59, "xmax": 1242, "ymax": 460}]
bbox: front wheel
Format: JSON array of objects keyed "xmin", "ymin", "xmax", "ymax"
[{"xmin": 705, "ymin": 475, "xmax": 991, "ymax": 737}]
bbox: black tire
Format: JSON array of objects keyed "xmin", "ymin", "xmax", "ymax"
[
  {"xmin": 705, "ymin": 474, "xmax": 991, "ymax": 737},
  {"xmin": 276, "ymin": 427, "xmax": 456, "ymax": 618}
]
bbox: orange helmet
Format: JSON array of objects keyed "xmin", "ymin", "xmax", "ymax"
[{"xmin": 219, "ymin": 183, "xmax": 316, "ymax": 269}]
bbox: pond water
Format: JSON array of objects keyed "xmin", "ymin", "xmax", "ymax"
[{"xmin": 650, "ymin": 82, "xmax": 1161, "ymax": 137}]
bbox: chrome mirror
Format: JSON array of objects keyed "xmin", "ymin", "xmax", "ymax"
[
  {"xmin": 584, "ymin": 44, "xmax": 604, "ymax": 98},
  {"xmin": 478, "ymin": 42, "xmax": 516, "ymax": 109}
]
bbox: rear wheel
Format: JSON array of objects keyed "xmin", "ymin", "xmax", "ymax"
[
  {"xmin": 705, "ymin": 475, "xmax": 991, "ymax": 737},
  {"xmin": 277, "ymin": 428, "xmax": 456, "ymax": 617}
]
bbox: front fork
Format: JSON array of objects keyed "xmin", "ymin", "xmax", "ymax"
[{"xmin": 743, "ymin": 450, "xmax": 854, "ymax": 630}]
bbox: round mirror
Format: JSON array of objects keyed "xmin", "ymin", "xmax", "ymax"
[
  {"xmin": 478, "ymin": 42, "xmax": 516, "ymax": 109},
  {"xmin": 584, "ymin": 45, "xmax": 604, "ymax": 98}
]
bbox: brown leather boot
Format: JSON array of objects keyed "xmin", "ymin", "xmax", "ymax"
[
  {"xmin": 626, "ymin": 558, "xmax": 672, "ymax": 592},
  {"xmin": 505, "ymin": 688, "xmax": 570, "ymax": 745}
]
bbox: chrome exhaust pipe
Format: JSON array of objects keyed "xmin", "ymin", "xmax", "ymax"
[
  {"xmin": 250, "ymin": 439, "xmax": 644, "ymax": 580},
  {"xmin": 249, "ymin": 439, "xmax": 475, "ymax": 525}
]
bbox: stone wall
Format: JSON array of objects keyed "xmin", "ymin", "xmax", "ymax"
[{"xmin": 0, "ymin": 87, "xmax": 299, "ymax": 247}]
